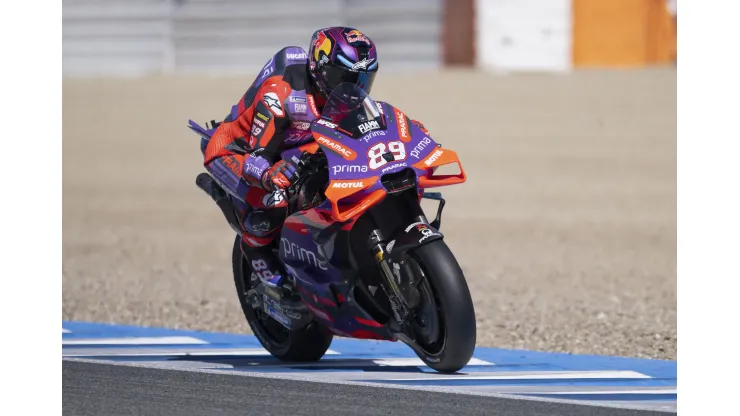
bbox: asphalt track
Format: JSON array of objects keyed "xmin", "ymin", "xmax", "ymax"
[{"xmin": 63, "ymin": 360, "xmax": 670, "ymax": 416}]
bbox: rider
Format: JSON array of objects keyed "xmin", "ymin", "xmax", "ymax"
[{"xmin": 203, "ymin": 27, "xmax": 427, "ymax": 289}]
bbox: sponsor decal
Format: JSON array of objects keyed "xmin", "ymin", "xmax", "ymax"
[
  {"xmin": 394, "ymin": 109, "xmax": 410, "ymax": 142},
  {"xmin": 222, "ymin": 156, "xmax": 241, "ymax": 176},
  {"xmin": 317, "ymin": 136, "xmax": 356, "ymax": 159},
  {"xmin": 358, "ymin": 120, "xmax": 380, "ymax": 134},
  {"xmin": 381, "ymin": 162, "xmax": 407, "ymax": 174},
  {"xmin": 244, "ymin": 162, "xmax": 264, "ymax": 178},
  {"xmin": 290, "ymin": 121, "xmax": 311, "ymax": 130},
  {"xmin": 332, "ymin": 164, "xmax": 368, "ymax": 175},
  {"xmin": 281, "ymin": 237, "xmax": 328, "ymax": 270},
  {"xmin": 263, "ymin": 92, "xmax": 283, "ymax": 116},
  {"xmin": 260, "ymin": 56, "xmax": 274, "ymax": 80},
  {"xmin": 404, "ymin": 221, "xmax": 440, "ymax": 242},
  {"xmin": 361, "ymin": 130, "xmax": 387, "ymax": 142},
  {"xmin": 256, "ymin": 112, "xmax": 270, "ymax": 122},
  {"xmin": 248, "ymin": 136, "xmax": 257, "ymax": 148},
  {"xmin": 392, "ymin": 262, "xmax": 402, "ymax": 284},
  {"xmin": 410, "ymin": 136, "xmax": 432, "ymax": 159},
  {"xmin": 286, "ymin": 52, "xmax": 307, "ymax": 60},
  {"xmin": 424, "ymin": 149, "xmax": 444, "ymax": 167},
  {"xmin": 285, "ymin": 130, "xmax": 311, "ymax": 144},
  {"xmin": 331, "ymin": 181, "xmax": 365, "ymax": 189},
  {"xmin": 316, "ymin": 118, "xmax": 337, "ymax": 129},
  {"xmin": 386, "ymin": 239, "xmax": 396, "ymax": 253},
  {"xmin": 313, "ymin": 32, "xmax": 331, "ymax": 63},
  {"xmin": 289, "ymin": 96, "xmax": 307, "ymax": 103},
  {"xmin": 264, "ymin": 303, "xmax": 290, "ymax": 326},
  {"xmin": 263, "ymin": 190, "xmax": 285, "ymax": 207},
  {"xmin": 345, "ymin": 29, "xmax": 369, "ymax": 44},
  {"xmin": 307, "ymin": 94, "xmax": 321, "ymax": 117},
  {"xmin": 375, "ymin": 102, "xmax": 385, "ymax": 115},
  {"xmin": 292, "ymin": 103, "xmax": 307, "ymax": 113},
  {"xmin": 253, "ymin": 119, "xmax": 266, "ymax": 129},
  {"xmin": 351, "ymin": 58, "xmax": 375, "ymax": 71}
]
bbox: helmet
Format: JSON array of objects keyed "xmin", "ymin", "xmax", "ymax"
[{"xmin": 308, "ymin": 27, "xmax": 378, "ymax": 100}]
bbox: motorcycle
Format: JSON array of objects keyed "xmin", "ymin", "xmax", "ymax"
[{"xmin": 188, "ymin": 83, "xmax": 476, "ymax": 373}]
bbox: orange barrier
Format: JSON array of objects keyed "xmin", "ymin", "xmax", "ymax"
[{"xmin": 572, "ymin": 0, "xmax": 676, "ymax": 67}]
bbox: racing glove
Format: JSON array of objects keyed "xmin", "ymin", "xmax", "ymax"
[{"xmin": 261, "ymin": 160, "xmax": 298, "ymax": 192}]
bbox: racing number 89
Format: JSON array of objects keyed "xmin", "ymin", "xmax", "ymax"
[{"xmin": 368, "ymin": 141, "xmax": 406, "ymax": 170}]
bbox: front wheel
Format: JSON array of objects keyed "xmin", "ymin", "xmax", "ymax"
[
  {"xmin": 231, "ymin": 235, "xmax": 333, "ymax": 362},
  {"xmin": 404, "ymin": 239, "xmax": 477, "ymax": 373}
]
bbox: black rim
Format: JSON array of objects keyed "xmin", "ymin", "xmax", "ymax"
[
  {"xmin": 240, "ymin": 252, "xmax": 291, "ymax": 345},
  {"xmin": 405, "ymin": 256, "xmax": 446, "ymax": 357}
]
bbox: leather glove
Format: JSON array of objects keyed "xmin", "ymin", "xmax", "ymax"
[{"xmin": 261, "ymin": 160, "xmax": 298, "ymax": 192}]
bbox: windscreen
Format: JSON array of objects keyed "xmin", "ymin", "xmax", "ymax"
[{"xmin": 319, "ymin": 82, "xmax": 384, "ymax": 139}]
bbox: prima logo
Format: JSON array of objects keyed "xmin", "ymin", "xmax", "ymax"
[
  {"xmin": 410, "ymin": 136, "xmax": 432, "ymax": 159},
  {"xmin": 281, "ymin": 238, "xmax": 328, "ymax": 270},
  {"xmin": 424, "ymin": 149, "xmax": 443, "ymax": 166},
  {"xmin": 332, "ymin": 164, "xmax": 368, "ymax": 175},
  {"xmin": 361, "ymin": 130, "xmax": 387, "ymax": 142}
]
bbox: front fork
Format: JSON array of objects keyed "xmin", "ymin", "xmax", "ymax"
[{"xmin": 366, "ymin": 191, "xmax": 446, "ymax": 325}]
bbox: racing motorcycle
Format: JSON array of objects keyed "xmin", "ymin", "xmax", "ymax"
[{"xmin": 188, "ymin": 83, "xmax": 476, "ymax": 373}]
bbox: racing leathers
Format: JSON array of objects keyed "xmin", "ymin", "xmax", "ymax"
[{"xmin": 203, "ymin": 46, "xmax": 429, "ymax": 288}]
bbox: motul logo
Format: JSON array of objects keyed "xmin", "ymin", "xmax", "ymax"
[
  {"xmin": 317, "ymin": 136, "xmax": 355, "ymax": 159},
  {"xmin": 332, "ymin": 182, "xmax": 364, "ymax": 189},
  {"xmin": 424, "ymin": 149, "xmax": 443, "ymax": 166}
]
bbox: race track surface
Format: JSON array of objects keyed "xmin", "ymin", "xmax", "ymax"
[
  {"xmin": 62, "ymin": 69, "xmax": 676, "ymax": 359},
  {"xmin": 63, "ymin": 361, "xmax": 670, "ymax": 416}
]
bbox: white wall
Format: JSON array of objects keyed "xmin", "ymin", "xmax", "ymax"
[
  {"xmin": 476, "ymin": 0, "xmax": 572, "ymax": 72},
  {"xmin": 63, "ymin": 0, "xmax": 443, "ymax": 77}
]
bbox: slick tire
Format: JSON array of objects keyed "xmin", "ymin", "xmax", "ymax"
[
  {"xmin": 231, "ymin": 235, "xmax": 333, "ymax": 362},
  {"xmin": 408, "ymin": 239, "xmax": 477, "ymax": 373}
]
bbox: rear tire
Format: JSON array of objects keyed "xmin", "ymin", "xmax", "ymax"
[
  {"xmin": 407, "ymin": 239, "xmax": 477, "ymax": 372},
  {"xmin": 231, "ymin": 235, "xmax": 333, "ymax": 362}
]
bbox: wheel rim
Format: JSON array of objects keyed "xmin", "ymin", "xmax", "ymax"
[
  {"xmin": 239, "ymin": 253, "xmax": 291, "ymax": 346},
  {"xmin": 405, "ymin": 256, "xmax": 446, "ymax": 357}
]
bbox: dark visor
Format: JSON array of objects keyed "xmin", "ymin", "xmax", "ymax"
[{"xmin": 321, "ymin": 65, "xmax": 377, "ymax": 94}]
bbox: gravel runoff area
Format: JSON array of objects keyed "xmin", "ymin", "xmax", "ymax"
[{"xmin": 62, "ymin": 68, "xmax": 676, "ymax": 360}]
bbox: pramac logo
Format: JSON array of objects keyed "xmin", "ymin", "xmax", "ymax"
[
  {"xmin": 315, "ymin": 135, "xmax": 356, "ymax": 160},
  {"xmin": 394, "ymin": 108, "xmax": 411, "ymax": 142}
]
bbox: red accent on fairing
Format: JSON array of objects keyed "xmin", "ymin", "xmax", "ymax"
[
  {"xmin": 283, "ymin": 216, "xmax": 310, "ymax": 234},
  {"xmin": 335, "ymin": 292, "xmax": 346, "ymax": 303},
  {"xmin": 354, "ymin": 316, "xmax": 383, "ymax": 328},
  {"xmin": 316, "ymin": 296, "xmax": 337, "ymax": 307}
]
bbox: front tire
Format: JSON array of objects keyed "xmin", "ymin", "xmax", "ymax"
[
  {"xmin": 406, "ymin": 239, "xmax": 477, "ymax": 372},
  {"xmin": 231, "ymin": 235, "xmax": 333, "ymax": 362}
]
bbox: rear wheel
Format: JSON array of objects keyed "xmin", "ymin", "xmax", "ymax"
[
  {"xmin": 404, "ymin": 239, "xmax": 477, "ymax": 373},
  {"xmin": 231, "ymin": 235, "xmax": 333, "ymax": 361}
]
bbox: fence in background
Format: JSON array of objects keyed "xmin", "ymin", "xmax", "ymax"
[
  {"xmin": 62, "ymin": 0, "xmax": 676, "ymax": 77},
  {"xmin": 62, "ymin": 0, "xmax": 442, "ymax": 77}
]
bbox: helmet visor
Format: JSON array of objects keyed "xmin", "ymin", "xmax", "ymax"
[{"xmin": 320, "ymin": 64, "xmax": 377, "ymax": 95}]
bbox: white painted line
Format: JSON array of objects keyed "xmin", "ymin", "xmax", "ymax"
[
  {"xmin": 62, "ymin": 348, "xmax": 340, "ymax": 357},
  {"xmin": 385, "ymin": 370, "xmax": 650, "ymax": 381},
  {"xmin": 62, "ymin": 336, "xmax": 208, "ymax": 345},
  {"xmin": 372, "ymin": 357, "xmax": 493, "ymax": 366},
  {"xmin": 534, "ymin": 389, "xmax": 677, "ymax": 395},
  {"xmin": 62, "ymin": 328, "xmax": 71, "ymax": 333}
]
